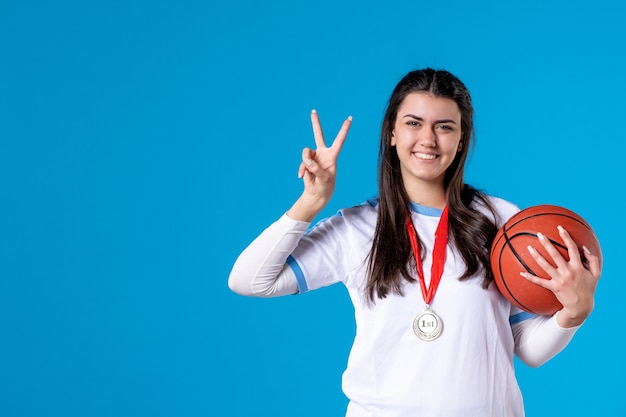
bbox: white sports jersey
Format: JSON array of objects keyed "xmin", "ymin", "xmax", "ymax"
[{"xmin": 287, "ymin": 197, "xmax": 531, "ymax": 417}]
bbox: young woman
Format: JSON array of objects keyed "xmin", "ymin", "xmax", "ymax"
[{"xmin": 228, "ymin": 68, "xmax": 601, "ymax": 417}]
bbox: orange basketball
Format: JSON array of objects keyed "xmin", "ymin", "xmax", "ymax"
[{"xmin": 490, "ymin": 205, "xmax": 602, "ymax": 316}]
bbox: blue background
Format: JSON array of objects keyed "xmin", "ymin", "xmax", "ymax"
[{"xmin": 1, "ymin": 0, "xmax": 624, "ymax": 416}]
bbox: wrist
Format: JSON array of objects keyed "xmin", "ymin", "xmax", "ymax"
[
  {"xmin": 287, "ymin": 193, "xmax": 329, "ymax": 222},
  {"xmin": 556, "ymin": 306, "xmax": 592, "ymax": 328}
]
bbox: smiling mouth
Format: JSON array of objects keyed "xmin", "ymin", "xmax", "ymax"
[{"xmin": 414, "ymin": 152, "xmax": 437, "ymax": 160}]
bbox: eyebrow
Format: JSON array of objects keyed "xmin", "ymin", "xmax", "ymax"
[{"xmin": 402, "ymin": 114, "xmax": 458, "ymax": 124}]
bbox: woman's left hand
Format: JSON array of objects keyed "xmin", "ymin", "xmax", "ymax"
[{"xmin": 520, "ymin": 226, "xmax": 602, "ymax": 328}]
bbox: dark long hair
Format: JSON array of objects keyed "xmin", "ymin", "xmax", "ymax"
[{"xmin": 365, "ymin": 68, "xmax": 499, "ymax": 302}]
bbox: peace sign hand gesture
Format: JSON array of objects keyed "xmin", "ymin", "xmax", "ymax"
[{"xmin": 287, "ymin": 110, "xmax": 352, "ymax": 222}]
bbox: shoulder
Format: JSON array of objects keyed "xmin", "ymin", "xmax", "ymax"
[
  {"xmin": 472, "ymin": 194, "xmax": 521, "ymax": 227},
  {"xmin": 321, "ymin": 197, "xmax": 379, "ymax": 222},
  {"xmin": 308, "ymin": 198, "xmax": 379, "ymax": 236},
  {"xmin": 339, "ymin": 197, "xmax": 379, "ymax": 218},
  {"xmin": 486, "ymin": 195, "xmax": 520, "ymax": 216}
]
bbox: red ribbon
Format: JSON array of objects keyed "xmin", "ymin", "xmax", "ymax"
[{"xmin": 406, "ymin": 206, "xmax": 449, "ymax": 306}]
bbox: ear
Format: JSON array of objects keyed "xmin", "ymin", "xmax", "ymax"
[
  {"xmin": 457, "ymin": 140, "xmax": 463, "ymax": 152},
  {"xmin": 390, "ymin": 130, "xmax": 396, "ymax": 146}
]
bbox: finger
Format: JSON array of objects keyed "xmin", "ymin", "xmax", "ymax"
[
  {"xmin": 310, "ymin": 110, "xmax": 327, "ymax": 149},
  {"xmin": 300, "ymin": 147, "xmax": 330, "ymax": 179},
  {"xmin": 298, "ymin": 148, "xmax": 314, "ymax": 178},
  {"xmin": 302, "ymin": 157, "xmax": 328, "ymax": 180},
  {"xmin": 527, "ymin": 244, "xmax": 557, "ymax": 276},
  {"xmin": 297, "ymin": 161, "xmax": 306, "ymax": 179},
  {"xmin": 520, "ymin": 271, "xmax": 553, "ymax": 290},
  {"xmin": 302, "ymin": 147, "xmax": 315, "ymax": 163},
  {"xmin": 583, "ymin": 246, "xmax": 602, "ymax": 279},
  {"xmin": 557, "ymin": 225, "xmax": 583, "ymax": 265},
  {"xmin": 536, "ymin": 232, "xmax": 568, "ymax": 270},
  {"xmin": 330, "ymin": 115, "xmax": 353, "ymax": 154},
  {"xmin": 302, "ymin": 168, "xmax": 314, "ymax": 186}
]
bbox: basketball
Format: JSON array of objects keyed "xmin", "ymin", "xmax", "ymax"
[{"xmin": 490, "ymin": 205, "xmax": 602, "ymax": 316}]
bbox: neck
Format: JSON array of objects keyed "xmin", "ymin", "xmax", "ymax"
[{"xmin": 405, "ymin": 181, "xmax": 447, "ymax": 209}]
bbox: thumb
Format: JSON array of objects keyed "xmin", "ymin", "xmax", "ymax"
[{"xmin": 300, "ymin": 148, "xmax": 328, "ymax": 180}]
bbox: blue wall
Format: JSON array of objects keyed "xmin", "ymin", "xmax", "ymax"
[{"xmin": 1, "ymin": 0, "xmax": 624, "ymax": 415}]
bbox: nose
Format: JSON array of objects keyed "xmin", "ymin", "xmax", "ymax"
[{"xmin": 418, "ymin": 127, "xmax": 437, "ymax": 147}]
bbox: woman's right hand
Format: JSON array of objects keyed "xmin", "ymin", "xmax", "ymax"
[{"xmin": 287, "ymin": 110, "xmax": 352, "ymax": 222}]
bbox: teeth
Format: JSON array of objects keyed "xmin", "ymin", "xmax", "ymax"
[{"xmin": 415, "ymin": 152, "xmax": 436, "ymax": 160}]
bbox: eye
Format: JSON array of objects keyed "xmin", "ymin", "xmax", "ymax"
[
  {"xmin": 437, "ymin": 124, "xmax": 453, "ymax": 131},
  {"xmin": 406, "ymin": 121, "xmax": 420, "ymax": 126}
]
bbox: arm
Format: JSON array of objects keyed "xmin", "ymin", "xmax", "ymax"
[
  {"xmin": 228, "ymin": 214, "xmax": 308, "ymax": 297},
  {"xmin": 512, "ymin": 312, "xmax": 581, "ymax": 368},
  {"xmin": 228, "ymin": 110, "xmax": 352, "ymax": 297},
  {"xmin": 513, "ymin": 225, "xmax": 601, "ymax": 366}
]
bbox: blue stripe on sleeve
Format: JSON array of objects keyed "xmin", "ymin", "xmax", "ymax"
[
  {"xmin": 287, "ymin": 255, "xmax": 308, "ymax": 294},
  {"xmin": 509, "ymin": 311, "xmax": 537, "ymax": 325}
]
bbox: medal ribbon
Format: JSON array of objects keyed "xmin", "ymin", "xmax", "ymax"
[{"xmin": 406, "ymin": 205, "xmax": 449, "ymax": 306}]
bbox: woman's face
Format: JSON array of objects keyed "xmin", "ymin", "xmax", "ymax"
[{"xmin": 391, "ymin": 92, "xmax": 463, "ymax": 193}]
